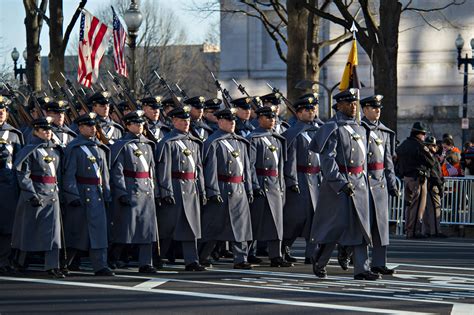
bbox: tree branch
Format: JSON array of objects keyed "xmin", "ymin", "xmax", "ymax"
[
  {"xmin": 358, "ymin": 0, "xmax": 380, "ymax": 44},
  {"xmin": 242, "ymin": 0, "xmax": 288, "ymax": 45},
  {"xmin": 62, "ymin": 0, "xmax": 87, "ymax": 55},
  {"xmin": 269, "ymin": 0, "xmax": 287, "ymax": 25},
  {"xmin": 319, "ymin": 36, "xmax": 353, "ymax": 67},
  {"xmin": 402, "ymin": 0, "xmax": 466, "ymax": 12},
  {"xmin": 34, "ymin": 3, "xmax": 50, "ymax": 26}
]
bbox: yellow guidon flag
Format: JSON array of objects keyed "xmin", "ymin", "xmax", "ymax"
[{"xmin": 339, "ymin": 39, "xmax": 361, "ymax": 91}]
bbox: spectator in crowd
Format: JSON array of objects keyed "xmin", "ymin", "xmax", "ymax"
[
  {"xmin": 464, "ymin": 146, "xmax": 474, "ymax": 175},
  {"xmin": 441, "ymin": 151, "xmax": 463, "ymax": 177}
]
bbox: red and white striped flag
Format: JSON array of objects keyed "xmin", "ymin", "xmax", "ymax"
[
  {"xmin": 77, "ymin": 10, "xmax": 111, "ymax": 87},
  {"xmin": 112, "ymin": 6, "xmax": 128, "ymax": 77}
]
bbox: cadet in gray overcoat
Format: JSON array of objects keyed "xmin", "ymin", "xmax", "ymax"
[
  {"xmin": 12, "ymin": 117, "xmax": 64, "ymax": 278},
  {"xmin": 200, "ymin": 108, "xmax": 253, "ymax": 269},
  {"xmin": 247, "ymin": 106, "xmax": 291, "ymax": 267},
  {"xmin": 141, "ymin": 96, "xmax": 171, "ymax": 143},
  {"xmin": 360, "ymin": 95, "xmax": 398, "ymax": 276},
  {"xmin": 44, "ymin": 100, "xmax": 76, "ymax": 147},
  {"xmin": 309, "ymin": 89, "xmax": 379, "ymax": 281},
  {"xmin": 155, "ymin": 106, "xmax": 207, "ymax": 271},
  {"xmin": 62, "ymin": 113, "xmax": 114, "ymax": 276},
  {"xmin": 282, "ymin": 96, "xmax": 321, "ymax": 264},
  {"xmin": 0, "ymin": 95, "xmax": 24, "ymax": 275},
  {"xmin": 109, "ymin": 111, "xmax": 158, "ymax": 274}
]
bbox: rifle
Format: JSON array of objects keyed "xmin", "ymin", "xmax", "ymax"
[
  {"xmin": 153, "ymin": 71, "xmax": 182, "ymax": 108},
  {"xmin": 139, "ymin": 78, "xmax": 154, "ymax": 97},
  {"xmin": 108, "ymin": 72, "xmax": 158, "ymax": 143},
  {"xmin": 56, "ymin": 81, "xmax": 81, "ymax": 121},
  {"xmin": 48, "ymin": 80, "xmax": 72, "ymax": 125},
  {"xmin": 99, "ymin": 82, "xmax": 124, "ymax": 125},
  {"xmin": 174, "ymin": 83, "xmax": 188, "ymax": 101},
  {"xmin": 61, "ymin": 72, "xmax": 109, "ymax": 145},
  {"xmin": 266, "ymin": 82, "xmax": 296, "ymax": 116},
  {"xmin": 210, "ymin": 71, "xmax": 232, "ymax": 108},
  {"xmin": 2, "ymin": 82, "xmax": 33, "ymax": 126},
  {"xmin": 231, "ymin": 78, "xmax": 262, "ymax": 110}
]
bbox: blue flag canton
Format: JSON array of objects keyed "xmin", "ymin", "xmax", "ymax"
[
  {"xmin": 113, "ymin": 13, "xmax": 120, "ymax": 31},
  {"xmin": 79, "ymin": 12, "xmax": 85, "ymax": 41}
]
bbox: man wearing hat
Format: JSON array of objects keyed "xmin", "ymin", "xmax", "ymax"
[
  {"xmin": 44, "ymin": 99, "xmax": 77, "ymax": 148},
  {"xmin": 309, "ymin": 88, "xmax": 377, "ymax": 280},
  {"xmin": 396, "ymin": 121, "xmax": 435, "ymax": 239},
  {"xmin": 199, "ymin": 108, "xmax": 254, "ymax": 269},
  {"xmin": 288, "ymin": 93, "xmax": 325, "ymax": 127},
  {"xmin": 247, "ymin": 106, "xmax": 291, "ymax": 267},
  {"xmin": 203, "ymin": 98, "xmax": 222, "ymax": 132},
  {"xmin": 61, "ymin": 113, "xmax": 114, "ymax": 276},
  {"xmin": 259, "ymin": 92, "xmax": 290, "ymax": 134},
  {"xmin": 109, "ymin": 110, "xmax": 158, "ymax": 274},
  {"xmin": 11, "ymin": 117, "xmax": 64, "ymax": 278},
  {"xmin": 155, "ymin": 106, "xmax": 206, "ymax": 271},
  {"xmin": 232, "ymin": 97, "xmax": 256, "ymax": 138},
  {"xmin": 186, "ymin": 96, "xmax": 214, "ymax": 142},
  {"xmin": 0, "ymin": 95, "xmax": 24, "ymax": 275},
  {"xmin": 161, "ymin": 97, "xmax": 179, "ymax": 129},
  {"xmin": 281, "ymin": 96, "xmax": 322, "ymax": 264},
  {"xmin": 141, "ymin": 96, "xmax": 170, "ymax": 143},
  {"xmin": 22, "ymin": 96, "xmax": 49, "ymax": 143},
  {"xmin": 87, "ymin": 91, "xmax": 123, "ymax": 145},
  {"xmin": 360, "ymin": 94, "xmax": 398, "ymax": 276},
  {"xmin": 423, "ymin": 136, "xmax": 446, "ymax": 238}
]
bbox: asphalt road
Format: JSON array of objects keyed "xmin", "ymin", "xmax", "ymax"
[{"xmin": 1, "ymin": 237, "xmax": 473, "ymax": 315}]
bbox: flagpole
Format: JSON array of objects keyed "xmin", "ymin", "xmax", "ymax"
[{"xmin": 350, "ymin": 22, "xmax": 361, "ymax": 124}]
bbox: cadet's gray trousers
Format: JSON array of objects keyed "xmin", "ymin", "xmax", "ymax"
[
  {"xmin": 0, "ymin": 234, "xmax": 11, "ymax": 267},
  {"xmin": 65, "ymin": 248, "xmax": 108, "ymax": 272},
  {"xmin": 160, "ymin": 239, "xmax": 198, "ymax": 265},
  {"xmin": 313, "ymin": 242, "xmax": 369, "ymax": 275},
  {"xmin": 200, "ymin": 241, "xmax": 249, "ymax": 263},
  {"xmin": 18, "ymin": 249, "xmax": 59, "ymax": 270}
]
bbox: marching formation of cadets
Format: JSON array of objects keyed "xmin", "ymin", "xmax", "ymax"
[{"xmin": 1, "ymin": 85, "xmax": 421, "ymax": 281}]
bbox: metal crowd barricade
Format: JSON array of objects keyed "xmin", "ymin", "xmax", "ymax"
[{"xmin": 388, "ymin": 176, "xmax": 474, "ymax": 235}]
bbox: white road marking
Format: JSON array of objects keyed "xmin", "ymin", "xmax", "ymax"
[
  {"xmin": 0, "ymin": 276, "xmax": 426, "ymax": 314},
  {"xmin": 133, "ymin": 279, "xmax": 168, "ymax": 289},
  {"xmin": 451, "ymin": 302, "xmax": 474, "ymax": 315}
]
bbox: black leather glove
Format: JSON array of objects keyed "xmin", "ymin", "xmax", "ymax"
[
  {"xmin": 69, "ymin": 199, "xmax": 82, "ymax": 207},
  {"xmin": 162, "ymin": 196, "xmax": 175, "ymax": 205},
  {"xmin": 289, "ymin": 185, "xmax": 300, "ymax": 194},
  {"xmin": 29, "ymin": 196, "xmax": 42, "ymax": 207},
  {"xmin": 253, "ymin": 188, "xmax": 265, "ymax": 197},
  {"xmin": 154, "ymin": 197, "xmax": 162, "ymax": 207},
  {"xmin": 118, "ymin": 195, "xmax": 132, "ymax": 206},
  {"xmin": 209, "ymin": 195, "xmax": 224, "ymax": 203},
  {"xmin": 341, "ymin": 183, "xmax": 354, "ymax": 196},
  {"xmin": 248, "ymin": 194, "xmax": 254, "ymax": 204},
  {"xmin": 389, "ymin": 188, "xmax": 400, "ymax": 197}
]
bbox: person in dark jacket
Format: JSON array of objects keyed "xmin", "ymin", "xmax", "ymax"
[
  {"xmin": 423, "ymin": 136, "xmax": 447, "ymax": 238},
  {"xmin": 395, "ymin": 122, "xmax": 435, "ymax": 239},
  {"xmin": 141, "ymin": 96, "xmax": 171, "ymax": 143}
]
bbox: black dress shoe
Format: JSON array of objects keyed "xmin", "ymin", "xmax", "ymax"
[
  {"xmin": 312, "ymin": 263, "xmax": 327, "ymax": 279},
  {"xmin": 270, "ymin": 257, "xmax": 293, "ymax": 267},
  {"xmin": 371, "ymin": 266, "xmax": 396, "ymax": 275},
  {"xmin": 247, "ymin": 255, "xmax": 262, "ymax": 264},
  {"xmin": 354, "ymin": 271, "xmax": 381, "ymax": 280},
  {"xmin": 47, "ymin": 268, "xmax": 66, "ymax": 279},
  {"xmin": 199, "ymin": 259, "xmax": 213, "ymax": 268},
  {"xmin": 139, "ymin": 265, "xmax": 157, "ymax": 274},
  {"xmin": 337, "ymin": 256, "xmax": 349, "ymax": 271},
  {"xmin": 94, "ymin": 268, "xmax": 115, "ymax": 276},
  {"xmin": 233, "ymin": 262, "xmax": 252, "ymax": 270},
  {"xmin": 284, "ymin": 253, "xmax": 298, "ymax": 263},
  {"xmin": 304, "ymin": 257, "xmax": 312, "ymax": 265},
  {"xmin": 153, "ymin": 258, "xmax": 164, "ymax": 269},
  {"xmin": 60, "ymin": 267, "xmax": 70, "ymax": 276},
  {"xmin": 185, "ymin": 262, "xmax": 206, "ymax": 271}
]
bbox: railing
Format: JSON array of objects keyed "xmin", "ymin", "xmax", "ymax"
[{"xmin": 389, "ymin": 176, "xmax": 474, "ymax": 235}]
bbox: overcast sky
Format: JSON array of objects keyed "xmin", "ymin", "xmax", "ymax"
[{"xmin": 0, "ymin": 0, "xmax": 218, "ymax": 67}]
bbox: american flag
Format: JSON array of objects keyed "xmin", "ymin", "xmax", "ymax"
[
  {"xmin": 112, "ymin": 6, "xmax": 128, "ymax": 77},
  {"xmin": 77, "ymin": 10, "xmax": 111, "ymax": 87}
]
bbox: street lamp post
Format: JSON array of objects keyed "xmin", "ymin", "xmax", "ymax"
[
  {"xmin": 455, "ymin": 34, "xmax": 474, "ymax": 145},
  {"xmin": 11, "ymin": 48, "xmax": 27, "ymax": 82},
  {"xmin": 124, "ymin": 0, "xmax": 143, "ymax": 94}
]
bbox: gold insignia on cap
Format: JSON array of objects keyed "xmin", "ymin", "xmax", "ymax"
[
  {"xmin": 88, "ymin": 112, "xmax": 97, "ymax": 119},
  {"xmin": 183, "ymin": 105, "xmax": 191, "ymax": 113},
  {"xmin": 58, "ymin": 100, "xmax": 68, "ymax": 107},
  {"xmin": 136, "ymin": 110, "xmax": 144, "ymax": 117},
  {"xmin": 101, "ymin": 91, "xmax": 110, "ymax": 98},
  {"xmin": 0, "ymin": 96, "xmax": 3, "ymax": 103},
  {"xmin": 45, "ymin": 116, "xmax": 54, "ymax": 124},
  {"xmin": 245, "ymin": 97, "xmax": 252, "ymax": 104},
  {"xmin": 177, "ymin": 96, "xmax": 182, "ymax": 102},
  {"xmin": 44, "ymin": 97, "xmax": 51, "ymax": 103},
  {"xmin": 349, "ymin": 88, "xmax": 358, "ymax": 95},
  {"xmin": 213, "ymin": 98, "xmax": 219, "ymax": 104},
  {"xmin": 275, "ymin": 92, "xmax": 281, "ymax": 99},
  {"xmin": 375, "ymin": 95, "xmax": 383, "ymax": 102},
  {"xmin": 312, "ymin": 92, "xmax": 319, "ymax": 98},
  {"xmin": 199, "ymin": 96, "xmax": 205, "ymax": 103},
  {"xmin": 155, "ymin": 96, "xmax": 162, "ymax": 103},
  {"xmin": 308, "ymin": 97, "xmax": 314, "ymax": 104},
  {"xmin": 270, "ymin": 105, "xmax": 277, "ymax": 112},
  {"xmin": 230, "ymin": 108, "xmax": 237, "ymax": 114}
]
